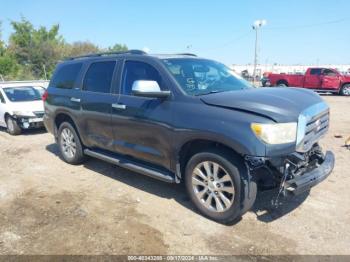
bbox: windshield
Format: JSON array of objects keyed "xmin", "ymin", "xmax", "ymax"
[
  {"xmin": 162, "ymin": 58, "xmax": 253, "ymax": 96},
  {"xmin": 3, "ymin": 86, "xmax": 42, "ymax": 102}
]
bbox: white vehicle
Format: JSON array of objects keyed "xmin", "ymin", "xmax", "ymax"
[{"xmin": 0, "ymin": 81, "xmax": 48, "ymax": 135}]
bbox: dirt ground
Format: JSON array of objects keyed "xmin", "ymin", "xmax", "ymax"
[{"xmin": 0, "ymin": 96, "xmax": 349, "ymax": 255}]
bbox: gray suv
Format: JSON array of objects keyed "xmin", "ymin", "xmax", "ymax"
[{"xmin": 43, "ymin": 50, "xmax": 334, "ymax": 223}]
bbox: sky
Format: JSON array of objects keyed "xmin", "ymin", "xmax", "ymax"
[{"xmin": 1, "ymin": 0, "xmax": 350, "ymax": 65}]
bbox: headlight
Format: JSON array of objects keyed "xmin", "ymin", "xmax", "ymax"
[
  {"xmin": 251, "ymin": 122, "xmax": 297, "ymax": 144},
  {"xmin": 12, "ymin": 111, "xmax": 35, "ymax": 117}
]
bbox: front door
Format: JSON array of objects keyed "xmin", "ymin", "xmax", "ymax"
[
  {"xmin": 321, "ymin": 69, "xmax": 341, "ymax": 90},
  {"xmin": 80, "ymin": 60, "xmax": 118, "ymax": 150},
  {"xmin": 110, "ymin": 60, "xmax": 174, "ymax": 169}
]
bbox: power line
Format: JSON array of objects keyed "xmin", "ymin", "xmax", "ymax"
[
  {"xmin": 266, "ymin": 17, "xmax": 348, "ymax": 30},
  {"xmin": 200, "ymin": 31, "xmax": 252, "ymax": 52}
]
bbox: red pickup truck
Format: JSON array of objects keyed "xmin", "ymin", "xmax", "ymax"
[{"xmin": 266, "ymin": 68, "xmax": 350, "ymax": 96}]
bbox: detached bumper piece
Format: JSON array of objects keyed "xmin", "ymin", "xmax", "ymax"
[{"xmin": 284, "ymin": 151, "xmax": 335, "ymax": 195}]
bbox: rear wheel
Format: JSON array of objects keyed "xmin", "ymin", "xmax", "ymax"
[
  {"xmin": 340, "ymin": 84, "xmax": 350, "ymax": 96},
  {"xmin": 6, "ymin": 116, "xmax": 21, "ymax": 135},
  {"xmin": 185, "ymin": 150, "xmax": 256, "ymax": 224},
  {"xmin": 58, "ymin": 122, "xmax": 85, "ymax": 164},
  {"xmin": 276, "ymin": 81, "xmax": 288, "ymax": 87}
]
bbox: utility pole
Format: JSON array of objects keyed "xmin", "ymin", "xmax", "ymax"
[
  {"xmin": 252, "ymin": 20, "xmax": 266, "ymax": 82},
  {"xmin": 43, "ymin": 64, "xmax": 47, "ymax": 80}
]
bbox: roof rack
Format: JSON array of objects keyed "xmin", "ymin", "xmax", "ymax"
[{"xmin": 65, "ymin": 49, "xmax": 147, "ymax": 60}]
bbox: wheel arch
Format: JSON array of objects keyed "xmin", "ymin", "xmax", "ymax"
[
  {"xmin": 53, "ymin": 111, "xmax": 84, "ymax": 144},
  {"xmin": 4, "ymin": 112, "xmax": 11, "ymax": 120},
  {"xmin": 276, "ymin": 79, "xmax": 289, "ymax": 86},
  {"xmin": 176, "ymin": 138, "xmax": 246, "ymax": 180}
]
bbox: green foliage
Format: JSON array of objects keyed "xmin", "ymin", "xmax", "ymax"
[
  {"xmin": 0, "ymin": 54, "xmax": 19, "ymax": 77},
  {"xmin": 108, "ymin": 43, "xmax": 128, "ymax": 52},
  {"xmin": 66, "ymin": 41, "xmax": 100, "ymax": 57},
  {"xmin": 0, "ymin": 17, "xmax": 128, "ymax": 81}
]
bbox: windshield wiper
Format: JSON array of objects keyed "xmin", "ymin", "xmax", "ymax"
[{"xmin": 195, "ymin": 90, "xmax": 224, "ymax": 96}]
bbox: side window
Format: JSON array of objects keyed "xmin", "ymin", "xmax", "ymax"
[
  {"xmin": 0, "ymin": 91, "xmax": 5, "ymax": 103},
  {"xmin": 310, "ymin": 68, "xmax": 322, "ymax": 76},
  {"xmin": 122, "ymin": 61, "xmax": 163, "ymax": 95},
  {"xmin": 323, "ymin": 69, "xmax": 337, "ymax": 76},
  {"xmin": 83, "ymin": 61, "xmax": 116, "ymax": 93},
  {"xmin": 50, "ymin": 63, "xmax": 82, "ymax": 89}
]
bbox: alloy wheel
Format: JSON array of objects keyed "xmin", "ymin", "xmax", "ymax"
[
  {"xmin": 60, "ymin": 127, "xmax": 77, "ymax": 158},
  {"xmin": 191, "ymin": 161, "xmax": 235, "ymax": 212},
  {"xmin": 7, "ymin": 118, "xmax": 14, "ymax": 132},
  {"xmin": 343, "ymin": 86, "xmax": 350, "ymax": 96}
]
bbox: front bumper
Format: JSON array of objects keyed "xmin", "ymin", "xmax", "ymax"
[
  {"xmin": 16, "ymin": 116, "xmax": 44, "ymax": 129},
  {"xmin": 284, "ymin": 151, "xmax": 335, "ymax": 195},
  {"xmin": 246, "ymin": 146, "xmax": 335, "ymax": 195}
]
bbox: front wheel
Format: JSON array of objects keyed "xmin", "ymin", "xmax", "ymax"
[
  {"xmin": 58, "ymin": 122, "xmax": 85, "ymax": 164},
  {"xmin": 340, "ymin": 84, "xmax": 350, "ymax": 96},
  {"xmin": 6, "ymin": 116, "xmax": 21, "ymax": 135},
  {"xmin": 185, "ymin": 150, "xmax": 256, "ymax": 224}
]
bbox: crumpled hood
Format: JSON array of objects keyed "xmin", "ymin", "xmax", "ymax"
[
  {"xmin": 8, "ymin": 100, "xmax": 44, "ymax": 114},
  {"xmin": 200, "ymin": 87, "xmax": 325, "ymax": 122}
]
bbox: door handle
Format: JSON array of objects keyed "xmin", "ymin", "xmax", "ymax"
[
  {"xmin": 112, "ymin": 103, "xmax": 126, "ymax": 110},
  {"xmin": 70, "ymin": 97, "xmax": 81, "ymax": 103}
]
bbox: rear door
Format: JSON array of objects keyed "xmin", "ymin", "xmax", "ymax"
[
  {"xmin": 80, "ymin": 60, "xmax": 118, "ymax": 150},
  {"xmin": 110, "ymin": 59, "xmax": 174, "ymax": 169},
  {"xmin": 303, "ymin": 68, "xmax": 322, "ymax": 89},
  {"xmin": 321, "ymin": 69, "xmax": 341, "ymax": 90}
]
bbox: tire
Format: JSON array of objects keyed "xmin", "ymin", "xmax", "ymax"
[
  {"xmin": 277, "ymin": 81, "xmax": 288, "ymax": 87},
  {"xmin": 57, "ymin": 122, "xmax": 85, "ymax": 164},
  {"xmin": 6, "ymin": 116, "xmax": 21, "ymax": 135},
  {"xmin": 184, "ymin": 149, "xmax": 256, "ymax": 224},
  {"xmin": 340, "ymin": 84, "xmax": 350, "ymax": 96}
]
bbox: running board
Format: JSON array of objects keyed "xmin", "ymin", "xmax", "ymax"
[{"xmin": 84, "ymin": 149, "xmax": 175, "ymax": 183}]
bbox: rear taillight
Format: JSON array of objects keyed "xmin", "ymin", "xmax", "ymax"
[{"xmin": 42, "ymin": 90, "xmax": 48, "ymax": 102}]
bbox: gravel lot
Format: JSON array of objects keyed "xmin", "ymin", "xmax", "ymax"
[{"xmin": 0, "ymin": 96, "xmax": 349, "ymax": 255}]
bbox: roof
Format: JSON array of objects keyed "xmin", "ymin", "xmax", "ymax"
[
  {"xmin": 0, "ymin": 80, "xmax": 49, "ymax": 88},
  {"xmin": 64, "ymin": 50, "xmax": 198, "ymax": 61}
]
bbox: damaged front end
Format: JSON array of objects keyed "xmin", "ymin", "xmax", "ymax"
[
  {"xmin": 246, "ymin": 143, "xmax": 335, "ymax": 197},
  {"xmin": 12, "ymin": 111, "xmax": 45, "ymax": 129},
  {"xmin": 246, "ymin": 101, "xmax": 335, "ymax": 199}
]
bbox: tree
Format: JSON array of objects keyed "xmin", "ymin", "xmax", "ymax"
[
  {"xmin": 0, "ymin": 21, "xmax": 5, "ymax": 54},
  {"xmin": 1, "ymin": 17, "xmax": 128, "ymax": 80},
  {"xmin": 0, "ymin": 21, "xmax": 19, "ymax": 79},
  {"xmin": 108, "ymin": 43, "xmax": 128, "ymax": 52},
  {"xmin": 7, "ymin": 17, "xmax": 64, "ymax": 79},
  {"xmin": 66, "ymin": 41, "xmax": 100, "ymax": 57}
]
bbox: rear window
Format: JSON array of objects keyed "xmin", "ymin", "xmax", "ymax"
[
  {"xmin": 310, "ymin": 68, "xmax": 322, "ymax": 75},
  {"xmin": 50, "ymin": 63, "xmax": 83, "ymax": 89},
  {"xmin": 83, "ymin": 61, "xmax": 116, "ymax": 93}
]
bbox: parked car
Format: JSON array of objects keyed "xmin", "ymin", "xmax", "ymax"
[
  {"xmin": 267, "ymin": 67, "xmax": 350, "ymax": 96},
  {"xmin": 44, "ymin": 51, "xmax": 334, "ymax": 223},
  {"xmin": 0, "ymin": 81, "xmax": 47, "ymax": 135}
]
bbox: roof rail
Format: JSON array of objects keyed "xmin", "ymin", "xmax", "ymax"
[
  {"xmin": 175, "ymin": 53, "xmax": 197, "ymax": 57},
  {"xmin": 65, "ymin": 49, "xmax": 147, "ymax": 60},
  {"xmin": 151, "ymin": 53, "xmax": 198, "ymax": 57}
]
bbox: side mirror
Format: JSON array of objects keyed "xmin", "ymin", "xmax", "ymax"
[{"xmin": 131, "ymin": 80, "xmax": 171, "ymax": 98}]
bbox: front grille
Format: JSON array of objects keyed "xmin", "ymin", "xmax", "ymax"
[
  {"xmin": 33, "ymin": 111, "xmax": 44, "ymax": 118},
  {"xmin": 296, "ymin": 102, "xmax": 330, "ymax": 153},
  {"xmin": 301, "ymin": 110, "xmax": 329, "ymax": 152}
]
